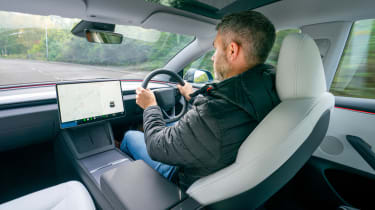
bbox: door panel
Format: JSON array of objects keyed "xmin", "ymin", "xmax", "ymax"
[
  {"xmin": 313, "ymin": 18, "xmax": 375, "ymax": 175},
  {"xmin": 313, "ymin": 105, "xmax": 375, "ymax": 175}
]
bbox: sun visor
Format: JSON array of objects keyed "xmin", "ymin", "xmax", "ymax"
[{"xmin": 142, "ymin": 12, "xmax": 216, "ymax": 38}]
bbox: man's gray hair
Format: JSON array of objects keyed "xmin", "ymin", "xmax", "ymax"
[{"xmin": 216, "ymin": 10, "xmax": 276, "ymax": 64}]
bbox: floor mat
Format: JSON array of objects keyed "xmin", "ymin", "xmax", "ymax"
[{"xmin": 0, "ymin": 141, "xmax": 60, "ymax": 204}]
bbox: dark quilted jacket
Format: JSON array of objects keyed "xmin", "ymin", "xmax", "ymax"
[{"xmin": 143, "ymin": 64, "xmax": 280, "ymax": 190}]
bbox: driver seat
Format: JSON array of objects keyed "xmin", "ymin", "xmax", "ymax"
[{"xmin": 186, "ymin": 33, "xmax": 335, "ymax": 209}]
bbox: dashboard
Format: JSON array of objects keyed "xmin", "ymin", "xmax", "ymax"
[{"xmin": 0, "ymin": 80, "xmax": 172, "ymax": 152}]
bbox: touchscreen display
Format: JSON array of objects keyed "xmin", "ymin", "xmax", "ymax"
[{"xmin": 56, "ymin": 80, "xmax": 125, "ymax": 128}]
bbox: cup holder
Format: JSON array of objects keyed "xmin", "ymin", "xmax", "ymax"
[{"xmin": 324, "ymin": 169, "xmax": 375, "ymax": 209}]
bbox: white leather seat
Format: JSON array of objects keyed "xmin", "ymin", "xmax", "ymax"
[
  {"xmin": 0, "ymin": 181, "xmax": 95, "ymax": 210},
  {"xmin": 186, "ymin": 33, "xmax": 334, "ymax": 209}
]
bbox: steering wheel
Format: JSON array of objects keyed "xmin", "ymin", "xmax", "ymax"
[{"xmin": 141, "ymin": 69, "xmax": 188, "ymax": 123}]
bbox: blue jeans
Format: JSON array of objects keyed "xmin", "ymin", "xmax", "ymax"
[{"xmin": 120, "ymin": 130, "xmax": 177, "ymax": 180}]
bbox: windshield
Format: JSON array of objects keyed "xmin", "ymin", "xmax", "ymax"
[{"xmin": 0, "ymin": 11, "xmax": 194, "ymax": 86}]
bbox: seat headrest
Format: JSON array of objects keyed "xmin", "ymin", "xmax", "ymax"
[{"xmin": 276, "ymin": 33, "xmax": 326, "ymax": 100}]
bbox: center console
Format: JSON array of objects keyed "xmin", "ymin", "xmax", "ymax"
[
  {"xmin": 54, "ymin": 80, "xmax": 201, "ymax": 209},
  {"xmin": 57, "ymin": 122, "xmax": 130, "ymax": 187},
  {"xmin": 55, "ymin": 122, "xmax": 201, "ymax": 210}
]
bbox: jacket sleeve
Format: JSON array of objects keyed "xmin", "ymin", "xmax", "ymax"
[{"xmin": 143, "ymin": 101, "xmax": 222, "ymax": 168}]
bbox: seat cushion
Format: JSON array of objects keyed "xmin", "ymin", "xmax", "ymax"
[{"xmin": 0, "ymin": 181, "xmax": 95, "ymax": 210}]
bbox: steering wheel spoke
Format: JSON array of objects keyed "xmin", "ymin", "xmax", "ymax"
[{"xmin": 160, "ymin": 105, "xmax": 176, "ymax": 120}]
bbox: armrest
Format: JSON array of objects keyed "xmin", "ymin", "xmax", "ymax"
[
  {"xmin": 347, "ymin": 135, "xmax": 375, "ymax": 170},
  {"xmin": 100, "ymin": 160, "xmax": 187, "ymax": 210}
]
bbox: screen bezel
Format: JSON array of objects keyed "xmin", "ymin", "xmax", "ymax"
[{"xmin": 56, "ymin": 80, "xmax": 125, "ymax": 129}]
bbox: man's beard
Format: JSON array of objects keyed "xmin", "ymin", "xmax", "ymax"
[
  {"xmin": 214, "ymin": 67, "xmax": 225, "ymax": 81},
  {"xmin": 214, "ymin": 56, "xmax": 230, "ymax": 81}
]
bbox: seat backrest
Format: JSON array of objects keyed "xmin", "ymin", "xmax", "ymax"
[{"xmin": 186, "ymin": 33, "xmax": 335, "ymax": 209}]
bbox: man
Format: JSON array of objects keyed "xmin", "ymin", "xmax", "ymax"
[{"xmin": 120, "ymin": 10, "xmax": 280, "ymax": 190}]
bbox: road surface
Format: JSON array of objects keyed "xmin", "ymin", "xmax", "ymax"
[{"xmin": 0, "ymin": 58, "xmax": 150, "ymax": 86}]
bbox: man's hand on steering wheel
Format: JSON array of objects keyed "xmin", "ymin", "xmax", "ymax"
[
  {"xmin": 135, "ymin": 87, "xmax": 157, "ymax": 110},
  {"xmin": 177, "ymin": 82, "xmax": 193, "ymax": 102},
  {"xmin": 136, "ymin": 82, "xmax": 193, "ymax": 109},
  {"xmin": 140, "ymin": 69, "xmax": 190, "ymax": 123}
]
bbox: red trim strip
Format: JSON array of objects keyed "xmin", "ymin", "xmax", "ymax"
[
  {"xmin": 335, "ymin": 106, "xmax": 375, "ymax": 115},
  {"xmin": 0, "ymin": 79, "xmax": 173, "ymax": 90},
  {"xmin": 120, "ymin": 79, "xmax": 176, "ymax": 85},
  {"xmin": 0, "ymin": 83, "xmax": 56, "ymax": 90}
]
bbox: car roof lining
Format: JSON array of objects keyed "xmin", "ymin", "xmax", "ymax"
[
  {"xmin": 142, "ymin": 12, "xmax": 216, "ymax": 38},
  {"xmin": 256, "ymin": 0, "xmax": 375, "ymax": 30},
  {"xmin": 142, "ymin": 0, "xmax": 280, "ymax": 19},
  {"xmin": 1, "ymin": 0, "xmax": 375, "ymax": 37}
]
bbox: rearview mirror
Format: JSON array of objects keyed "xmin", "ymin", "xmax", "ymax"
[{"xmin": 85, "ymin": 29, "xmax": 123, "ymax": 44}]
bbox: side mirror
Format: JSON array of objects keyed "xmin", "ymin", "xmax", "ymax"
[
  {"xmin": 85, "ymin": 29, "xmax": 123, "ymax": 44},
  {"xmin": 183, "ymin": 68, "xmax": 214, "ymax": 83}
]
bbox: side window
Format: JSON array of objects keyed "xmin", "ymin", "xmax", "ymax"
[
  {"xmin": 330, "ymin": 19, "xmax": 375, "ymax": 99},
  {"xmin": 265, "ymin": 29, "xmax": 301, "ymax": 66},
  {"xmin": 183, "ymin": 50, "xmax": 214, "ymax": 79}
]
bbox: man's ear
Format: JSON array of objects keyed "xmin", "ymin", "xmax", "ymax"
[{"xmin": 227, "ymin": 41, "xmax": 240, "ymax": 61}]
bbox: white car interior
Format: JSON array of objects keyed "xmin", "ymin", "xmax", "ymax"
[
  {"xmin": 0, "ymin": 0, "xmax": 374, "ymax": 209},
  {"xmin": 0, "ymin": 181, "xmax": 95, "ymax": 210}
]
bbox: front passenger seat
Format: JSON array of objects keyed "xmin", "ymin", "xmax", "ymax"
[
  {"xmin": 0, "ymin": 181, "xmax": 95, "ymax": 210},
  {"xmin": 186, "ymin": 33, "xmax": 335, "ymax": 209}
]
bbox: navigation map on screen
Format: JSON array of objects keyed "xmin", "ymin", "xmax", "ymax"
[{"xmin": 56, "ymin": 81, "xmax": 125, "ymax": 128}]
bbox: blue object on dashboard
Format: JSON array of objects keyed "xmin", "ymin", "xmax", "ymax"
[{"xmin": 61, "ymin": 121, "xmax": 78, "ymax": 129}]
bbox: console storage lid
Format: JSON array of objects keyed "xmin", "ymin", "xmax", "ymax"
[{"xmin": 100, "ymin": 160, "xmax": 189, "ymax": 210}]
